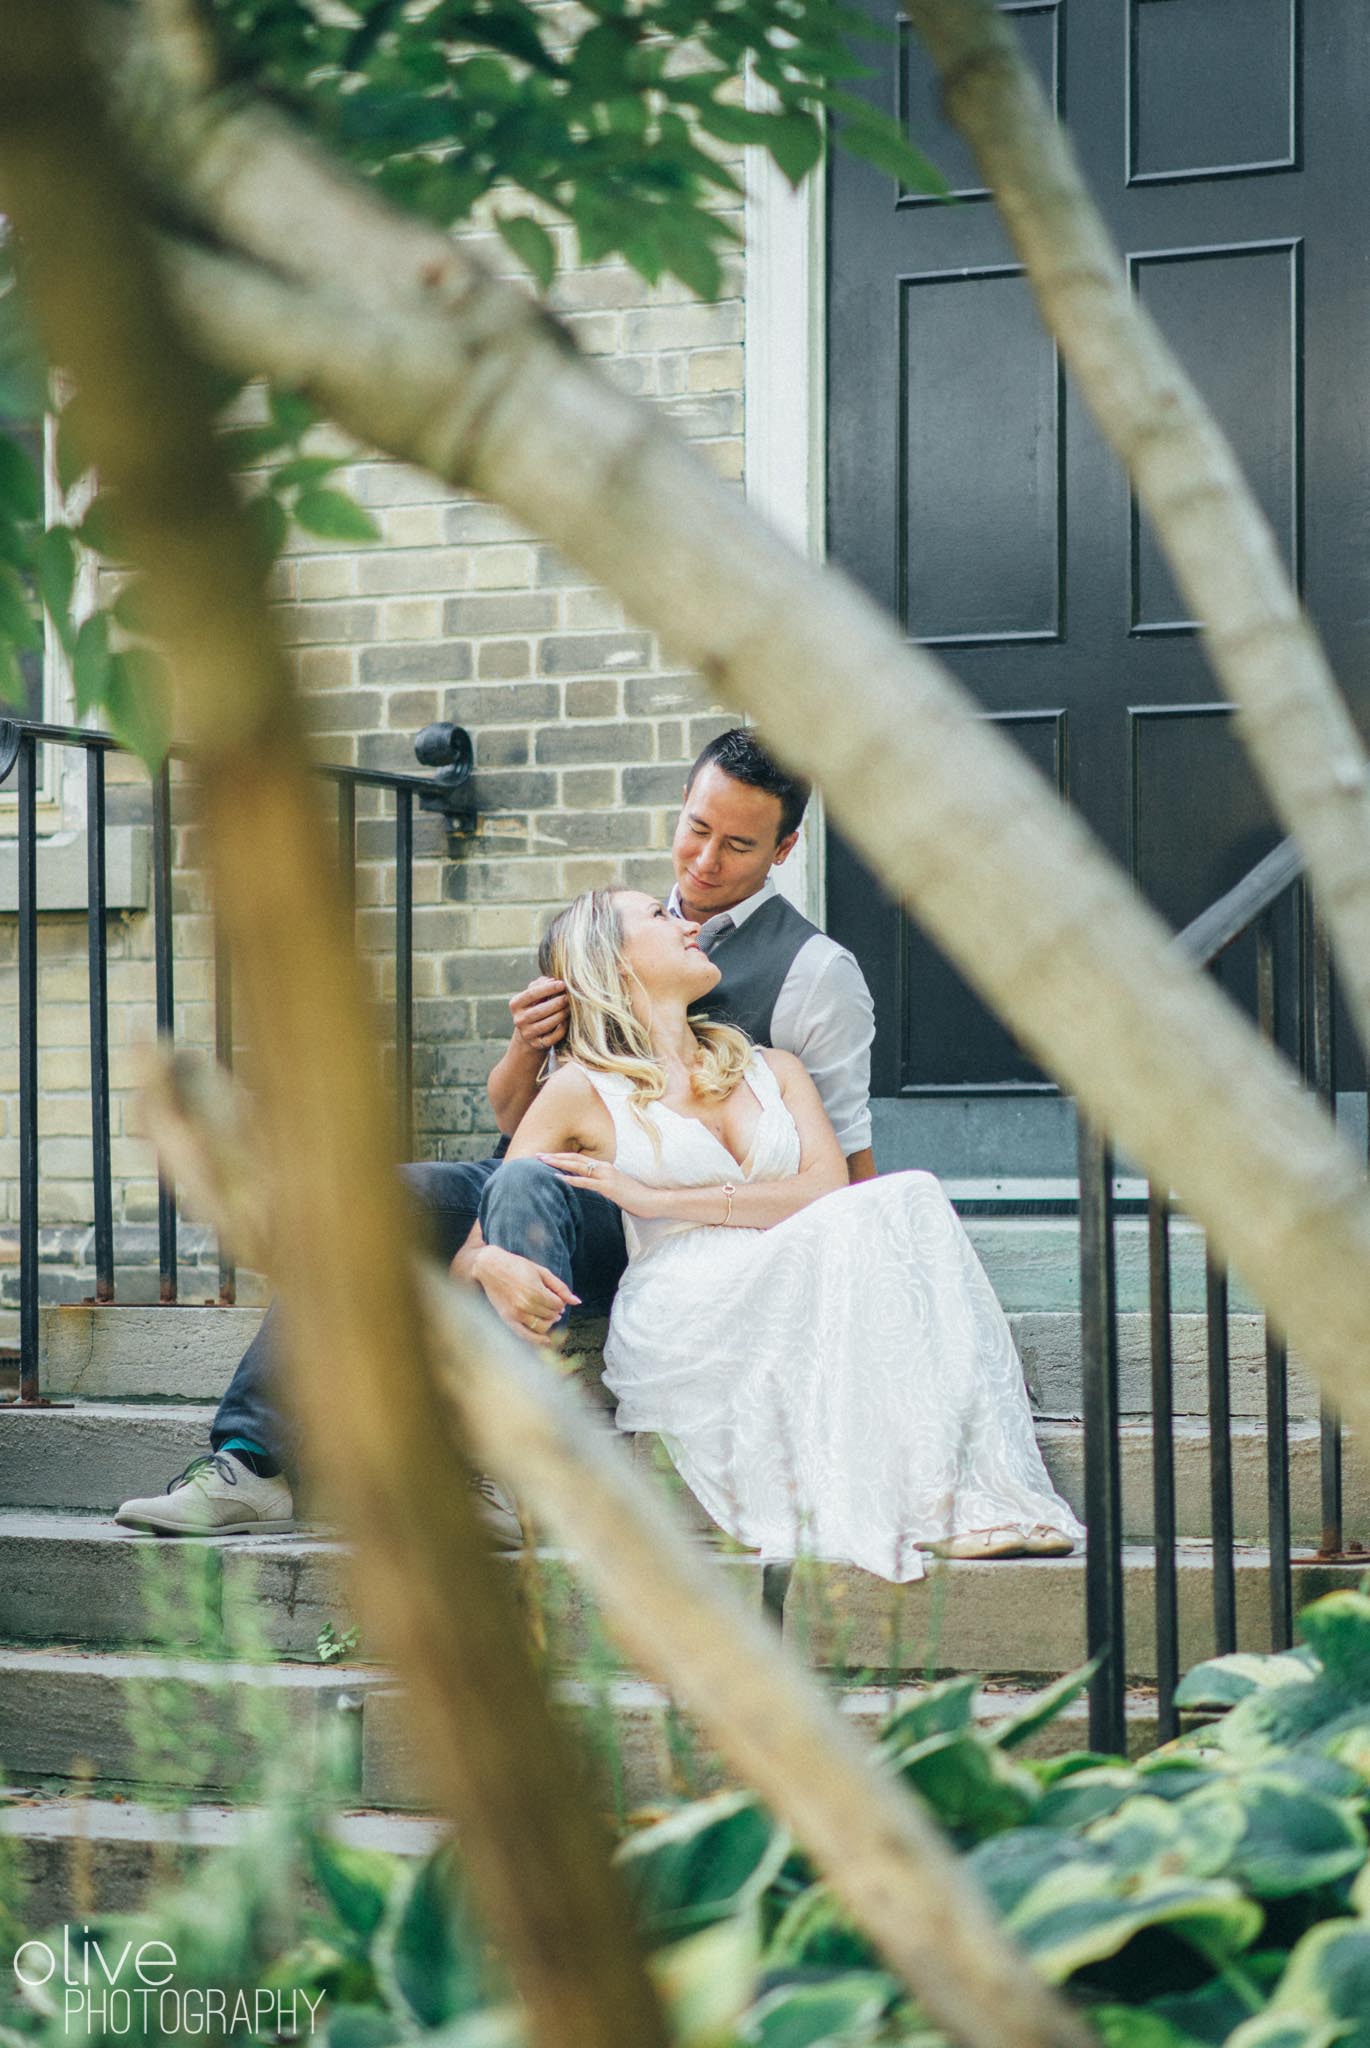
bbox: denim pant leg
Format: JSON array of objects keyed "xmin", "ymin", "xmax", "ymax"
[
  {"xmin": 211, "ymin": 1157, "xmax": 501, "ymax": 1476},
  {"xmin": 478, "ymin": 1157, "xmax": 627, "ymax": 1321}
]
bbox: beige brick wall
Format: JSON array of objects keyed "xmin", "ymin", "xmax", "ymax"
[{"xmin": 2, "ymin": 215, "xmax": 745, "ymax": 1314}]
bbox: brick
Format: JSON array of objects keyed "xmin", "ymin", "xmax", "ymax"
[
  {"xmin": 534, "ymin": 547, "xmax": 587, "ymax": 590},
  {"xmin": 473, "ymin": 727, "xmax": 529, "ymax": 767},
  {"xmin": 565, "ymin": 678, "xmax": 619, "ymax": 718},
  {"xmin": 624, "ymin": 764, "xmax": 691, "ymax": 807},
  {"xmin": 472, "ymin": 546, "xmax": 538, "ymax": 590},
  {"xmin": 360, "ymin": 643, "xmax": 474, "ymax": 685},
  {"xmin": 306, "ymin": 690, "xmax": 384, "ymax": 733},
  {"xmin": 689, "ymin": 713, "xmax": 737, "ymax": 753},
  {"xmin": 538, "ymin": 633, "xmax": 653, "ymax": 676},
  {"xmin": 445, "ymin": 683, "xmax": 559, "ymax": 724},
  {"xmin": 359, "ymin": 733, "xmax": 422, "ymax": 775},
  {"xmin": 384, "ymin": 688, "xmax": 442, "ymax": 729},
  {"xmin": 562, "ymin": 858, "xmax": 621, "ymax": 894},
  {"xmin": 356, "ymin": 549, "xmax": 470, "ymax": 596},
  {"xmin": 353, "ymin": 463, "xmax": 448, "ymax": 508},
  {"xmin": 700, "ymin": 438, "xmax": 744, "ymax": 483},
  {"xmin": 441, "ymin": 951, "xmax": 535, "ymax": 996},
  {"xmin": 659, "ymin": 392, "xmax": 742, "ymax": 439},
  {"xmin": 561, "ymin": 768, "xmax": 617, "ymax": 808},
  {"xmin": 688, "ymin": 347, "xmax": 744, "ymax": 392},
  {"xmin": 296, "ymin": 557, "xmax": 356, "ymax": 601},
  {"xmin": 618, "ymin": 854, "xmax": 677, "ymax": 894},
  {"xmin": 625, "ymin": 674, "xmax": 713, "ymax": 717},
  {"xmin": 382, "ymin": 599, "xmax": 444, "ymax": 641},
  {"xmin": 533, "ymin": 811, "xmax": 652, "ymax": 853},
  {"xmin": 547, "ymin": 265, "xmax": 641, "ymax": 313},
  {"xmin": 623, "ymin": 303, "xmax": 743, "ymax": 351},
  {"xmin": 381, "ymin": 507, "xmax": 446, "ymax": 548},
  {"xmin": 443, "ymin": 502, "xmax": 534, "ymax": 545},
  {"xmin": 443, "ymin": 858, "xmax": 564, "ymax": 904},
  {"xmin": 656, "ymin": 719, "xmax": 685, "ymax": 760},
  {"xmin": 477, "ymin": 640, "xmax": 532, "ymax": 681},
  {"xmin": 473, "ymin": 996, "xmax": 522, "ymax": 1037},
  {"xmin": 472, "ymin": 906, "xmax": 544, "ymax": 949},
  {"xmin": 443, "ymin": 595, "xmax": 559, "ymax": 635},
  {"xmin": 561, "ymin": 312, "xmax": 621, "ymax": 355},
  {"xmin": 535, "ymin": 723, "xmax": 652, "ymax": 766},
  {"xmin": 276, "ymin": 602, "xmax": 380, "ymax": 647},
  {"xmin": 563, "ymin": 590, "xmax": 626, "ymax": 632},
  {"xmin": 469, "ymin": 769, "xmax": 557, "ymax": 809}
]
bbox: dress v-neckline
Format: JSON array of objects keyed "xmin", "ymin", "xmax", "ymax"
[{"xmin": 654, "ymin": 1068, "xmax": 767, "ymax": 1179}]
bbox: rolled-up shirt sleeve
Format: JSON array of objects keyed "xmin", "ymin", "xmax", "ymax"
[{"xmin": 773, "ymin": 941, "xmax": 875, "ymax": 1156}]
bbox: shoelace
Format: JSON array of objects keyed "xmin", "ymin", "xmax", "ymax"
[
  {"xmin": 468, "ymin": 1474, "xmax": 508, "ymax": 1508},
  {"xmin": 166, "ymin": 1452, "xmax": 241, "ymax": 1495}
]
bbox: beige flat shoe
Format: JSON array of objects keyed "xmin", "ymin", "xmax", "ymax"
[
  {"xmin": 1021, "ymin": 1524, "xmax": 1075, "ymax": 1557},
  {"xmin": 926, "ymin": 1525, "xmax": 1028, "ymax": 1561}
]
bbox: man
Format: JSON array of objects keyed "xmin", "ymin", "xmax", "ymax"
[{"xmin": 113, "ymin": 729, "xmax": 875, "ymax": 1537}]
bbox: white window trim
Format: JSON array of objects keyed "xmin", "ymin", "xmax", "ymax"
[{"xmin": 742, "ymin": 95, "xmax": 828, "ymax": 926}]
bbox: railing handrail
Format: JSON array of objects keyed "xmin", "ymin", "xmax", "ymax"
[
  {"xmin": 1174, "ymin": 835, "xmax": 1304, "ymax": 969},
  {"xmin": 0, "ymin": 713, "xmax": 439, "ymax": 798}
]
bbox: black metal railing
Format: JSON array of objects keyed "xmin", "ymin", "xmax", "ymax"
[
  {"xmin": 1081, "ymin": 837, "xmax": 1358, "ymax": 1752},
  {"xmin": 1, "ymin": 717, "xmax": 447, "ymax": 1404}
]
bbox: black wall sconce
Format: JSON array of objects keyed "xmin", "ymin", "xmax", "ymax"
[{"xmin": 414, "ymin": 722, "xmax": 477, "ymax": 833}]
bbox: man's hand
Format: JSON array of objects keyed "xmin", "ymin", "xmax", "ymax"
[
  {"xmin": 474, "ymin": 1243, "xmax": 580, "ymax": 1337},
  {"xmin": 510, "ymin": 975, "xmax": 569, "ymax": 1053}
]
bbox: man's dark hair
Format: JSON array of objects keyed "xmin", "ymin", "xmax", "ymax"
[{"xmin": 685, "ymin": 728, "xmax": 810, "ymax": 843}]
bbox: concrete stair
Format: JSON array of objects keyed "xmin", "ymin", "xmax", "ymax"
[{"xmin": 1, "ymin": 1300, "xmax": 1360, "ymax": 1918}]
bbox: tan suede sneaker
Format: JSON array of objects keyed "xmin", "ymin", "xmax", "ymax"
[
  {"xmin": 470, "ymin": 1473, "xmax": 523, "ymax": 1549},
  {"xmin": 115, "ymin": 1451, "xmax": 295, "ymax": 1536}
]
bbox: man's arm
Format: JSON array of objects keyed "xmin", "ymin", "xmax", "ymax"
[
  {"xmin": 487, "ymin": 974, "xmax": 569, "ymax": 1134},
  {"xmin": 846, "ymin": 1147, "xmax": 877, "ymax": 1184},
  {"xmin": 774, "ymin": 943, "xmax": 877, "ymax": 1176}
]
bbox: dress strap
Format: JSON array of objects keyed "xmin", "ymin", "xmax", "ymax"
[{"xmin": 744, "ymin": 1046, "xmax": 782, "ymax": 1108}]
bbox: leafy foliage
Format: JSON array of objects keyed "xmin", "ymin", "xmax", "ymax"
[
  {"xmin": 197, "ymin": 0, "xmax": 944, "ymax": 299},
  {"xmin": 8, "ymin": 1588, "xmax": 1370, "ymax": 2046}
]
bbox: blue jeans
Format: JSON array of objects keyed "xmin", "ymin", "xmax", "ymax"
[{"xmin": 210, "ymin": 1157, "xmax": 626, "ymax": 1477}]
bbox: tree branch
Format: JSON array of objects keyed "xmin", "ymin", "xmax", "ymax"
[
  {"xmin": 905, "ymin": 0, "xmax": 1370, "ymax": 1066},
  {"xmin": 154, "ymin": 225, "xmax": 1370, "ymax": 1462},
  {"xmin": 139, "ymin": 1043, "xmax": 1098, "ymax": 2048},
  {"xmin": 0, "ymin": 11, "xmax": 668, "ymax": 2048}
]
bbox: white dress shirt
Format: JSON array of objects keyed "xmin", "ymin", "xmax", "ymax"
[{"xmin": 668, "ymin": 877, "xmax": 875, "ymax": 1156}]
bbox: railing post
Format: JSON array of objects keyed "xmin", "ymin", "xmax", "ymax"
[
  {"xmin": 151, "ymin": 756, "xmax": 177, "ymax": 1301},
  {"xmin": 1080, "ymin": 1117, "xmax": 1125, "ymax": 1754},
  {"xmin": 17, "ymin": 734, "xmax": 38, "ymax": 1400},
  {"xmin": 214, "ymin": 918, "xmax": 236, "ymax": 1305},
  {"xmin": 395, "ymin": 786, "xmax": 413, "ymax": 1160},
  {"xmin": 1147, "ymin": 1188, "xmax": 1179, "ymax": 1742},
  {"xmin": 1310, "ymin": 901, "xmax": 1342, "ymax": 1555},
  {"xmin": 1206, "ymin": 1251, "xmax": 1236, "ymax": 1653},
  {"xmin": 86, "ymin": 745, "xmax": 115, "ymax": 1302},
  {"xmin": 1256, "ymin": 910, "xmax": 1292, "ymax": 1646}
]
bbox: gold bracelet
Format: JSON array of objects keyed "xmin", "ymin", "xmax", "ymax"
[{"xmin": 722, "ymin": 1181, "xmax": 736, "ymax": 1226}]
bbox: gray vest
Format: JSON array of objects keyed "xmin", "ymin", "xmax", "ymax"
[{"xmin": 690, "ymin": 892, "xmax": 819, "ymax": 1046}]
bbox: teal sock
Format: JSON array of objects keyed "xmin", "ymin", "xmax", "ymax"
[{"xmin": 219, "ymin": 1435, "xmax": 281, "ymax": 1478}]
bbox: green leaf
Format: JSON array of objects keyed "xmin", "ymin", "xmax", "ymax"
[
  {"xmin": 307, "ymin": 1832, "xmax": 402, "ymax": 1941},
  {"xmin": 268, "ymin": 387, "xmax": 316, "ymax": 441},
  {"xmin": 0, "ymin": 637, "xmax": 27, "ymax": 713},
  {"xmin": 1270, "ymin": 1919, "xmax": 1370, "ymax": 2045},
  {"xmin": 245, "ymin": 492, "xmax": 290, "ymax": 570},
  {"xmin": 614, "ymin": 1792, "xmax": 790, "ymax": 1944},
  {"xmin": 220, "ymin": 423, "xmax": 297, "ymax": 468},
  {"xmin": 1300, "ymin": 1591, "xmax": 1370, "ymax": 1696},
  {"xmin": 1035, "ymin": 1767, "xmax": 1138, "ymax": 1829},
  {"xmin": 1180, "ymin": 1772, "xmax": 1367, "ymax": 1899},
  {"xmin": 738, "ymin": 1972, "xmax": 894, "ymax": 2047},
  {"xmin": 111, "ymin": 579, "xmax": 154, "ymax": 637},
  {"xmin": 650, "ymin": 1908, "xmax": 761, "ymax": 2048},
  {"xmin": 766, "ymin": 109, "xmax": 823, "ymax": 187},
  {"xmin": 893, "ymin": 1730, "xmax": 1038, "ymax": 1840},
  {"xmin": 0, "ymin": 433, "xmax": 42, "ymax": 523},
  {"xmin": 764, "ymin": 1883, "xmax": 880, "ymax": 1973},
  {"xmin": 103, "ymin": 647, "xmax": 171, "ymax": 769},
  {"xmin": 294, "ymin": 487, "xmax": 382, "ymax": 543},
  {"xmin": 271, "ymin": 454, "xmax": 347, "ymax": 492},
  {"xmin": 72, "ymin": 611, "xmax": 111, "ymax": 718},
  {"xmin": 0, "ymin": 564, "xmax": 41, "ymax": 655},
  {"xmin": 1087, "ymin": 2008, "xmax": 1212, "ymax": 2048},
  {"xmin": 839, "ymin": 115, "xmax": 950, "ymax": 196},
  {"xmin": 1005, "ymin": 1859, "xmax": 1264, "ymax": 1984},
  {"xmin": 1175, "ymin": 1650, "xmax": 1317, "ymax": 1712},
  {"xmin": 372, "ymin": 1842, "xmax": 491, "ymax": 2031},
  {"xmin": 991, "ymin": 1660, "xmax": 1099, "ymax": 1750},
  {"xmin": 35, "ymin": 525, "xmax": 76, "ymax": 637},
  {"xmin": 876, "ymin": 1674, "xmax": 980, "ymax": 1758},
  {"xmin": 496, "ymin": 214, "xmax": 557, "ymax": 289},
  {"xmin": 1226, "ymin": 2014, "xmax": 1350, "ymax": 2048},
  {"xmin": 315, "ymin": 2006, "xmax": 407, "ymax": 2048},
  {"xmin": 78, "ymin": 495, "xmax": 123, "ymax": 560},
  {"xmin": 55, "ymin": 408, "xmax": 89, "ymax": 495}
]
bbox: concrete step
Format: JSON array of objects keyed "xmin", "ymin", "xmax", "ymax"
[
  {"xmin": 33, "ymin": 1301, "xmax": 1325, "ymax": 1421},
  {"xmin": 0, "ymin": 1790, "xmax": 443, "ymax": 1928},
  {"xmin": 1, "ymin": 1401, "xmax": 1363, "ymax": 1547},
  {"xmin": 0, "ymin": 1677, "xmax": 1163, "ymax": 1920}
]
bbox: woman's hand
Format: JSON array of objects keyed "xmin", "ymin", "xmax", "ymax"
[
  {"xmin": 539, "ymin": 1151, "xmax": 664, "ymax": 1218},
  {"xmin": 473, "ymin": 1244, "xmax": 580, "ymax": 1337}
]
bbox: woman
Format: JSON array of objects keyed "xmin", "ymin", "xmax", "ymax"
[{"xmin": 487, "ymin": 887, "xmax": 1082, "ymax": 1583}]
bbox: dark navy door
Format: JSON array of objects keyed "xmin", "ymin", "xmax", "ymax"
[{"xmin": 827, "ymin": 0, "xmax": 1370, "ymax": 1173}]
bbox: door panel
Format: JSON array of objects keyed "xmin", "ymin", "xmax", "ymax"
[{"xmin": 826, "ymin": 0, "xmax": 1368, "ymax": 1164}]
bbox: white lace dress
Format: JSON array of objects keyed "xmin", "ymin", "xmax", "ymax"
[{"xmin": 581, "ymin": 1050, "xmax": 1083, "ymax": 1583}]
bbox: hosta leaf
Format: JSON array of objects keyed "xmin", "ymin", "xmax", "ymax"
[
  {"xmin": 307, "ymin": 1832, "xmax": 402, "ymax": 1940},
  {"xmin": 372, "ymin": 1842, "xmax": 489, "ymax": 2031},
  {"xmin": 1300, "ymin": 1592, "xmax": 1370, "ymax": 1697},
  {"xmin": 496, "ymin": 215, "xmax": 557, "ymax": 289},
  {"xmin": 1175, "ymin": 1651, "xmax": 1317, "ymax": 1712},
  {"xmin": 965, "ymin": 1825, "xmax": 1099, "ymax": 1921},
  {"xmin": 990, "ymin": 1660, "xmax": 1099, "ymax": 1751},
  {"xmin": 319, "ymin": 2007, "xmax": 407, "ymax": 2048},
  {"xmin": 738, "ymin": 1972, "xmax": 894, "ymax": 2047},
  {"xmin": 1270, "ymin": 1919, "xmax": 1370, "ymax": 2046},
  {"xmin": 649, "ymin": 1905, "xmax": 759, "ymax": 2047},
  {"xmin": 615, "ymin": 1791, "xmax": 790, "ymax": 1943},
  {"xmin": 876, "ymin": 1674, "xmax": 979, "ymax": 1758},
  {"xmin": 764, "ymin": 1883, "xmax": 879, "ymax": 1973},
  {"xmin": 893, "ymin": 1730, "xmax": 1037, "ymax": 1840},
  {"xmin": 1034, "ymin": 1767, "xmax": 1138, "ymax": 1828},
  {"xmin": 1085, "ymin": 1793, "xmax": 1241, "ymax": 1883},
  {"xmin": 1087, "ymin": 2007, "xmax": 1211, "ymax": 2048},
  {"xmin": 1227, "ymin": 2015, "xmax": 1349, "ymax": 2048},
  {"xmin": 0, "ymin": 433, "xmax": 42, "ymax": 523},
  {"xmin": 1179, "ymin": 1773, "xmax": 1366, "ymax": 1900},
  {"xmin": 294, "ymin": 487, "xmax": 382, "ymax": 543},
  {"xmin": 1004, "ymin": 1860, "xmax": 1263, "ymax": 1983}
]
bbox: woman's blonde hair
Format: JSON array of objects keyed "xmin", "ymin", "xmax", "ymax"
[{"xmin": 538, "ymin": 889, "xmax": 751, "ymax": 1130}]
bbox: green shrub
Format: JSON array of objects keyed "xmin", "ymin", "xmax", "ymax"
[{"xmin": 9, "ymin": 1586, "xmax": 1370, "ymax": 2045}]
